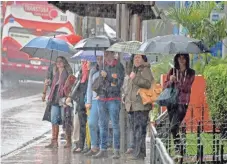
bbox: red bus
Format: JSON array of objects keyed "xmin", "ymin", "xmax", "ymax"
[{"xmin": 1, "ymin": 1, "xmax": 76, "ymax": 83}]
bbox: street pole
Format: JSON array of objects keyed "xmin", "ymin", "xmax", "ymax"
[{"xmin": 119, "ymin": 3, "xmax": 129, "ymax": 154}]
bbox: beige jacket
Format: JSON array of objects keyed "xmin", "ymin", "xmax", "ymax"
[{"xmin": 124, "ymin": 63, "xmax": 154, "ymax": 112}]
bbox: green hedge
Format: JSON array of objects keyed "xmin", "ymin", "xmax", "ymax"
[{"xmin": 203, "ymin": 64, "xmax": 227, "ymax": 121}]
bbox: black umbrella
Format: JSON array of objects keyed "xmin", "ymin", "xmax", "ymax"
[{"xmin": 74, "ymin": 35, "xmax": 122, "ymax": 51}]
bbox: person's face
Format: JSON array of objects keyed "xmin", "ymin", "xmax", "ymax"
[
  {"xmin": 178, "ymin": 55, "xmax": 186, "ymax": 67},
  {"xmin": 56, "ymin": 58, "xmax": 64, "ymax": 68},
  {"xmin": 134, "ymin": 54, "xmax": 143, "ymax": 67},
  {"xmin": 96, "ymin": 56, "xmax": 103, "ymax": 66},
  {"xmin": 104, "ymin": 51, "xmax": 114, "ymax": 62}
]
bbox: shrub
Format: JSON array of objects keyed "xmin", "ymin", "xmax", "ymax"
[{"xmin": 203, "ymin": 64, "xmax": 227, "ymax": 121}]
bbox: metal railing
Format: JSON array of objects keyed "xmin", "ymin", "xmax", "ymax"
[{"xmin": 150, "ymin": 123, "xmax": 174, "ymax": 164}]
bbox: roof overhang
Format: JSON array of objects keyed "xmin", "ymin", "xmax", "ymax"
[{"xmin": 48, "ymin": 1, "xmax": 155, "ymax": 19}]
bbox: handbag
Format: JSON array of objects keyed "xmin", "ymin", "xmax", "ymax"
[
  {"xmin": 92, "ymin": 76, "xmax": 102, "ymax": 93},
  {"xmin": 138, "ymin": 83, "xmax": 163, "ymax": 105},
  {"xmin": 156, "ymin": 87, "xmax": 179, "ymax": 106},
  {"xmin": 42, "ymin": 101, "xmax": 52, "ymax": 122}
]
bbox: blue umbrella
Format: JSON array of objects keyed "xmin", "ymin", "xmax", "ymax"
[
  {"xmin": 71, "ymin": 50, "xmax": 131, "ymax": 62},
  {"xmin": 20, "ymin": 36, "xmax": 75, "ymax": 61}
]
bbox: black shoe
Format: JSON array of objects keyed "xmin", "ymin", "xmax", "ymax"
[{"xmin": 92, "ymin": 150, "xmax": 108, "ymax": 159}]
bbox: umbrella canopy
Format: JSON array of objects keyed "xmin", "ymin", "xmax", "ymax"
[
  {"xmin": 138, "ymin": 34, "xmax": 209, "ymax": 54},
  {"xmin": 107, "ymin": 41, "xmax": 141, "ymax": 54},
  {"xmin": 71, "ymin": 50, "xmax": 131, "ymax": 62},
  {"xmin": 20, "ymin": 36, "xmax": 76, "ymax": 61},
  {"xmin": 71, "ymin": 50, "xmax": 103, "ymax": 62},
  {"xmin": 74, "ymin": 35, "xmax": 122, "ymax": 51},
  {"xmin": 55, "ymin": 34, "xmax": 82, "ymax": 45}
]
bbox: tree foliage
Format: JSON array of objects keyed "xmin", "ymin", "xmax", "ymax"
[
  {"xmin": 151, "ymin": 55, "xmax": 173, "ymax": 83},
  {"xmin": 167, "ymin": 1, "xmax": 227, "ymax": 48}
]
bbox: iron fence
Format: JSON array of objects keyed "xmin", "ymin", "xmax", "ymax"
[{"xmin": 152, "ymin": 105, "xmax": 227, "ymax": 164}]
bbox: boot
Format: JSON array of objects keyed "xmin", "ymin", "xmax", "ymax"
[
  {"xmin": 64, "ymin": 129, "xmax": 72, "ymax": 148},
  {"xmin": 45, "ymin": 125, "xmax": 59, "ymax": 148}
]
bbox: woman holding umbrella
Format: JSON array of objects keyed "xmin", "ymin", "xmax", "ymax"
[
  {"xmin": 164, "ymin": 53, "xmax": 195, "ymax": 154},
  {"xmin": 44, "ymin": 56, "xmax": 74, "ymax": 148}
]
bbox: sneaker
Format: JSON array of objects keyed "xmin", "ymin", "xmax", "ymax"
[
  {"xmin": 92, "ymin": 150, "xmax": 108, "ymax": 159},
  {"xmin": 81, "ymin": 148, "xmax": 90, "ymax": 154},
  {"xmin": 84, "ymin": 149, "xmax": 99, "ymax": 156},
  {"xmin": 112, "ymin": 150, "xmax": 120, "ymax": 159}
]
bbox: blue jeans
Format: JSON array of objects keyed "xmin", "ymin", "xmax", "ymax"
[
  {"xmin": 88, "ymin": 100, "xmax": 99, "ymax": 149},
  {"xmin": 98, "ymin": 100, "xmax": 120, "ymax": 150},
  {"xmin": 51, "ymin": 105, "xmax": 64, "ymax": 125}
]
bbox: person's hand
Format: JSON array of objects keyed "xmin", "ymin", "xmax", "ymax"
[
  {"xmin": 122, "ymin": 94, "xmax": 125, "ymax": 104},
  {"xmin": 85, "ymin": 103, "xmax": 91, "ymax": 109},
  {"xmin": 101, "ymin": 70, "xmax": 107, "ymax": 78},
  {"xmin": 44, "ymin": 79, "xmax": 50, "ymax": 86},
  {"xmin": 42, "ymin": 92, "xmax": 46, "ymax": 102},
  {"xmin": 129, "ymin": 72, "xmax": 136, "ymax": 80},
  {"xmin": 112, "ymin": 73, "xmax": 118, "ymax": 79},
  {"xmin": 66, "ymin": 97, "xmax": 71, "ymax": 105},
  {"xmin": 170, "ymin": 75, "xmax": 177, "ymax": 82}
]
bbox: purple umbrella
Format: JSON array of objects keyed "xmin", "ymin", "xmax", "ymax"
[{"xmin": 71, "ymin": 50, "xmax": 131, "ymax": 62}]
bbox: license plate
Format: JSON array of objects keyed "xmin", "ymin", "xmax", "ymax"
[{"xmin": 30, "ymin": 60, "xmax": 41, "ymax": 65}]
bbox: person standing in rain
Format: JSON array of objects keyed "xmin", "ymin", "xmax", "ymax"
[
  {"xmin": 44, "ymin": 56, "xmax": 74, "ymax": 148},
  {"xmin": 72, "ymin": 61, "xmax": 90, "ymax": 153},
  {"xmin": 124, "ymin": 54, "xmax": 154, "ymax": 160},
  {"xmin": 83, "ymin": 56, "xmax": 103, "ymax": 156},
  {"xmin": 92, "ymin": 51, "xmax": 124, "ymax": 159},
  {"xmin": 42, "ymin": 61, "xmax": 73, "ymax": 140},
  {"xmin": 164, "ymin": 53, "xmax": 195, "ymax": 155}
]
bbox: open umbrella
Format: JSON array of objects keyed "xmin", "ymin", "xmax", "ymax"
[
  {"xmin": 71, "ymin": 50, "xmax": 131, "ymax": 62},
  {"xmin": 20, "ymin": 36, "xmax": 76, "ymax": 62},
  {"xmin": 74, "ymin": 35, "xmax": 122, "ymax": 68},
  {"xmin": 107, "ymin": 41, "xmax": 141, "ymax": 54},
  {"xmin": 74, "ymin": 35, "xmax": 122, "ymax": 51},
  {"xmin": 138, "ymin": 34, "xmax": 209, "ymax": 54},
  {"xmin": 106, "ymin": 40, "xmax": 158, "ymax": 57}
]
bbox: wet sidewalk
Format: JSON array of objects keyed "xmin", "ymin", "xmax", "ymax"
[{"xmin": 2, "ymin": 133, "xmax": 150, "ymax": 164}]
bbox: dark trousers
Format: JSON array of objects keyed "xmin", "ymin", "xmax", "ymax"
[
  {"xmin": 128, "ymin": 111, "xmax": 149, "ymax": 158},
  {"xmin": 167, "ymin": 104, "xmax": 188, "ymax": 151},
  {"xmin": 77, "ymin": 105, "xmax": 87, "ymax": 150}
]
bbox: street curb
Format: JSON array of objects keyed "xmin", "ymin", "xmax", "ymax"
[{"xmin": 1, "ymin": 130, "xmax": 51, "ymax": 159}]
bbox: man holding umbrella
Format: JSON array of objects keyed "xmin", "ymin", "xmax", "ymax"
[{"xmin": 92, "ymin": 51, "xmax": 124, "ymax": 159}]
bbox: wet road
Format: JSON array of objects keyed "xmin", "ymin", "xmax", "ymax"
[
  {"xmin": 1, "ymin": 135, "xmax": 146, "ymax": 164},
  {"xmin": 1, "ymin": 81, "xmax": 150, "ymax": 164},
  {"xmin": 1, "ymin": 81, "xmax": 50, "ymax": 156}
]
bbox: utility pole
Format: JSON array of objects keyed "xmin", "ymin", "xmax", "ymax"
[{"xmin": 118, "ymin": 4, "xmax": 130, "ymax": 154}]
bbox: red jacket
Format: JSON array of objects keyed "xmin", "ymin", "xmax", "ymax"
[{"xmin": 164, "ymin": 68, "xmax": 195, "ymax": 105}]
